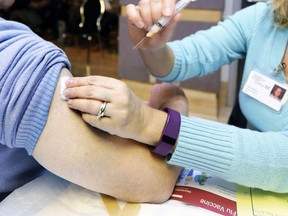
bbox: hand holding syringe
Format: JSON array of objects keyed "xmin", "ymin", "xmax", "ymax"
[{"xmin": 133, "ymin": 0, "xmax": 197, "ymax": 49}]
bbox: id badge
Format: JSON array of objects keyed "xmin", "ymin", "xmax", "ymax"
[{"xmin": 242, "ymin": 70, "xmax": 288, "ymax": 111}]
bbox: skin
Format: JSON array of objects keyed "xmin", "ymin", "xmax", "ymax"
[
  {"xmin": 272, "ymin": 87, "xmax": 284, "ymax": 98},
  {"xmin": 33, "ymin": 68, "xmax": 185, "ymax": 203},
  {"xmin": 125, "ymin": 0, "xmax": 178, "ymax": 77},
  {"xmin": 1, "ymin": 0, "xmax": 186, "ymax": 203},
  {"xmin": 62, "ymin": 0, "xmax": 288, "ymax": 197},
  {"xmin": 57, "ymin": 2, "xmax": 191, "ymax": 192},
  {"xmin": 0, "ymin": 0, "xmax": 14, "ymax": 9},
  {"xmin": 63, "ymin": 76, "xmax": 188, "ymax": 148},
  {"xmin": 59, "ymin": 1, "xmax": 185, "ymax": 146},
  {"xmin": 273, "ymin": 88, "xmax": 283, "ymax": 98},
  {"xmin": 125, "ymin": 0, "xmax": 288, "ymax": 82},
  {"xmin": 61, "ymin": 0, "xmax": 188, "ymax": 148},
  {"xmin": 63, "ymin": 76, "xmax": 168, "ymax": 145}
]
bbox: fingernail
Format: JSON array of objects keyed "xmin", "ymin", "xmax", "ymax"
[
  {"xmin": 65, "ymin": 78, "xmax": 74, "ymax": 86},
  {"xmin": 136, "ymin": 21, "xmax": 144, "ymax": 28},
  {"xmin": 146, "ymin": 25, "xmax": 152, "ymax": 31},
  {"xmin": 163, "ymin": 7, "xmax": 173, "ymax": 16},
  {"xmin": 67, "ymin": 99, "xmax": 73, "ymax": 106},
  {"xmin": 62, "ymin": 89, "xmax": 70, "ymax": 97}
]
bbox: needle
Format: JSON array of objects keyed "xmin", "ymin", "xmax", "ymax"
[
  {"xmin": 132, "ymin": 37, "xmax": 147, "ymax": 50},
  {"xmin": 132, "ymin": 0, "xmax": 196, "ymax": 50}
]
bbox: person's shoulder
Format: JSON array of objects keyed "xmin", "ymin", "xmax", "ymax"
[
  {"xmin": 0, "ymin": 17, "xmax": 32, "ymax": 32},
  {"xmin": 234, "ymin": 2, "xmax": 271, "ymax": 18},
  {"xmin": 255, "ymin": 1, "xmax": 271, "ymax": 9},
  {"xmin": 254, "ymin": 2, "xmax": 272, "ymax": 14},
  {"xmin": 243, "ymin": 2, "xmax": 270, "ymax": 10},
  {"xmin": 227, "ymin": 2, "xmax": 272, "ymax": 32}
]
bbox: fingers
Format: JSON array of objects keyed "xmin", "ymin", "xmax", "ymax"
[
  {"xmin": 63, "ymin": 76, "xmax": 123, "ymax": 101},
  {"xmin": 126, "ymin": 4, "xmax": 145, "ymax": 29},
  {"xmin": 150, "ymin": 0, "xmax": 163, "ymax": 23},
  {"xmin": 65, "ymin": 76, "xmax": 119, "ymax": 89},
  {"xmin": 63, "ymin": 75, "xmax": 132, "ymax": 120},
  {"xmin": 127, "ymin": 0, "xmax": 154, "ymax": 30},
  {"xmin": 81, "ymin": 113, "xmax": 116, "ymax": 134},
  {"xmin": 64, "ymin": 85, "xmax": 113, "ymax": 102},
  {"xmin": 138, "ymin": 0, "xmax": 153, "ymax": 28},
  {"xmin": 127, "ymin": 0, "xmax": 176, "ymax": 30},
  {"xmin": 161, "ymin": 0, "xmax": 176, "ymax": 16},
  {"xmin": 67, "ymin": 98, "xmax": 110, "ymax": 116}
]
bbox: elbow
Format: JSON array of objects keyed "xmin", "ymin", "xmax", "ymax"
[
  {"xmin": 144, "ymin": 184, "xmax": 176, "ymax": 204},
  {"xmin": 119, "ymin": 169, "xmax": 181, "ymax": 204},
  {"xmin": 117, "ymin": 180, "xmax": 176, "ymax": 204}
]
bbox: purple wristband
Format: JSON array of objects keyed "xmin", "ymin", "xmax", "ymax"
[{"xmin": 151, "ymin": 108, "xmax": 181, "ymax": 156}]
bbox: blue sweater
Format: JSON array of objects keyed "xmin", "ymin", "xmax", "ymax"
[
  {"xmin": 160, "ymin": 3, "xmax": 288, "ymax": 192},
  {"xmin": 0, "ymin": 18, "xmax": 70, "ymax": 193}
]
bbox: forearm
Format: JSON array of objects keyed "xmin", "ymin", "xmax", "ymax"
[
  {"xmin": 139, "ymin": 44, "xmax": 174, "ymax": 77},
  {"xmin": 33, "ymin": 68, "xmax": 181, "ymax": 203}
]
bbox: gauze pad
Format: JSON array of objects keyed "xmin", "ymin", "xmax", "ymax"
[{"xmin": 60, "ymin": 76, "xmax": 70, "ymax": 100}]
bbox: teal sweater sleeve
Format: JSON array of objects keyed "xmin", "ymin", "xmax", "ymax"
[
  {"xmin": 163, "ymin": 3, "xmax": 288, "ymax": 193},
  {"xmin": 169, "ymin": 116, "xmax": 288, "ymax": 193}
]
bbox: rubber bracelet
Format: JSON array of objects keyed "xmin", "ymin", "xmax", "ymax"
[{"xmin": 150, "ymin": 108, "xmax": 181, "ymax": 156}]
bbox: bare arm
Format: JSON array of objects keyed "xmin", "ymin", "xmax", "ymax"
[
  {"xmin": 139, "ymin": 45, "xmax": 175, "ymax": 77},
  {"xmin": 33, "ymin": 68, "xmax": 181, "ymax": 203}
]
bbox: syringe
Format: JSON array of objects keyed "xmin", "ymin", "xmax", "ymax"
[{"xmin": 133, "ymin": 0, "xmax": 197, "ymax": 49}]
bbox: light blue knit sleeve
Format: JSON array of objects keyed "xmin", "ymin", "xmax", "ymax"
[
  {"xmin": 157, "ymin": 3, "xmax": 265, "ymax": 82},
  {"xmin": 168, "ymin": 116, "xmax": 288, "ymax": 193},
  {"xmin": 0, "ymin": 18, "xmax": 71, "ymax": 155},
  {"xmin": 165, "ymin": 3, "xmax": 288, "ymax": 193}
]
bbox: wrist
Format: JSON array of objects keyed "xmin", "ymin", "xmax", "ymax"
[
  {"xmin": 139, "ymin": 45, "xmax": 174, "ymax": 78},
  {"xmin": 138, "ymin": 43, "xmax": 166, "ymax": 52},
  {"xmin": 140, "ymin": 107, "xmax": 168, "ymax": 146}
]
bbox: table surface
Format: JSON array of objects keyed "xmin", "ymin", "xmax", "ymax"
[{"xmin": 0, "ymin": 172, "xmax": 220, "ymax": 216}]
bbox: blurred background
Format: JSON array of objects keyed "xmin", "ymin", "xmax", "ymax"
[
  {"xmin": 1, "ymin": 0, "xmax": 119, "ymax": 78},
  {"xmin": 0, "ymin": 0, "xmax": 259, "ymax": 122}
]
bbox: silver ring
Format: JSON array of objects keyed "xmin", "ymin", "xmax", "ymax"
[{"xmin": 97, "ymin": 101, "xmax": 107, "ymax": 118}]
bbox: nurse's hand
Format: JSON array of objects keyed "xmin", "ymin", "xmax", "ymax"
[
  {"xmin": 62, "ymin": 76, "xmax": 167, "ymax": 145},
  {"xmin": 126, "ymin": 0, "xmax": 179, "ymax": 49}
]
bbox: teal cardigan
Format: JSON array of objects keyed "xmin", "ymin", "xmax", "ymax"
[{"xmin": 159, "ymin": 2, "xmax": 288, "ymax": 192}]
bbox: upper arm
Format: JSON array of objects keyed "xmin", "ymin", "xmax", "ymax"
[{"xmin": 33, "ymin": 68, "xmax": 181, "ymax": 203}]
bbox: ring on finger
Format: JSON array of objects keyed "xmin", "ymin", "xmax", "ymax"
[{"xmin": 97, "ymin": 101, "xmax": 107, "ymax": 118}]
